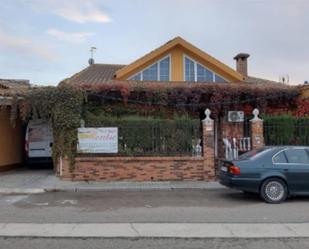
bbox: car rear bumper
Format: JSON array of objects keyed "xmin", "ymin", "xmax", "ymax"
[
  {"xmin": 219, "ymin": 175, "xmax": 261, "ymax": 193},
  {"xmin": 26, "ymin": 157, "xmax": 53, "ymax": 165}
]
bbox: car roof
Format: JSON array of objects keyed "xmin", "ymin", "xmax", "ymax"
[{"xmin": 265, "ymin": 146, "xmax": 309, "ymax": 150}]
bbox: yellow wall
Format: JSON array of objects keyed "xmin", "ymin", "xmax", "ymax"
[
  {"xmin": 0, "ymin": 108, "xmax": 24, "ymax": 169},
  {"xmin": 300, "ymin": 86, "xmax": 309, "ymax": 98},
  {"xmin": 117, "ymin": 45, "xmax": 236, "ymax": 82}
]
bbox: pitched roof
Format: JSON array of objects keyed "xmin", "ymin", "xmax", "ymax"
[
  {"xmin": 243, "ymin": 76, "xmax": 285, "ymax": 86},
  {"xmin": 62, "ymin": 64, "xmax": 285, "ymax": 88},
  {"xmin": 0, "ymin": 79, "xmax": 30, "ymax": 96},
  {"xmin": 60, "ymin": 37, "xmax": 285, "ymax": 87},
  {"xmin": 115, "ymin": 36, "xmax": 243, "ymax": 81},
  {"xmin": 61, "ymin": 64, "xmax": 125, "ymax": 86}
]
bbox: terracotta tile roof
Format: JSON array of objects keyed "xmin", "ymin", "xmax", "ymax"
[
  {"xmin": 61, "ymin": 64, "xmax": 125, "ymax": 86},
  {"xmin": 61, "ymin": 63, "xmax": 287, "ymax": 88},
  {"xmin": 0, "ymin": 79, "xmax": 30, "ymax": 96},
  {"xmin": 244, "ymin": 76, "xmax": 283, "ymax": 85}
]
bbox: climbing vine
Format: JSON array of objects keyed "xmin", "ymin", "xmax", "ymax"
[
  {"xmin": 17, "ymin": 82, "xmax": 301, "ymax": 167},
  {"xmin": 20, "ymin": 85, "xmax": 85, "ymax": 167}
]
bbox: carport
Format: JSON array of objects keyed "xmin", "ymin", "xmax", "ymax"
[{"xmin": 0, "ymin": 79, "xmax": 29, "ymax": 171}]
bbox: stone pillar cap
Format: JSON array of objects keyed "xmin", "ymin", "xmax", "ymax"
[{"xmin": 250, "ymin": 108, "xmax": 262, "ymax": 121}]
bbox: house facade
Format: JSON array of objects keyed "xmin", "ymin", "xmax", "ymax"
[
  {"xmin": 59, "ymin": 37, "xmax": 292, "ymax": 182},
  {"xmin": 63, "ymin": 37, "xmax": 278, "ymax": 86}
]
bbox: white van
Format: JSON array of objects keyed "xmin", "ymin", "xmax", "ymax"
[{"xmin": 25, "ymin": 119, "xmax": 53, "ymax": 164}]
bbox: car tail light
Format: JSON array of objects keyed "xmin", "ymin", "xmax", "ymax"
[{"xmin": 229, "ymin": 165, "xmax": 241, "ymax": 175}]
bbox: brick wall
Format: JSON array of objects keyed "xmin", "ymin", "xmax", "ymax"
[
  {"xmin": 59, "ymin": 156, "xmax": 212, "ymax": 181},
  {"xmin": 251, "ymin": 119, "xmax": 264, "ymax": 149}
]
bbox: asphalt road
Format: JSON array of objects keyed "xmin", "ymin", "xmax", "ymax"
[
  {"xmin": 0, "ymin": 238, "xmax": 309, "ymax": 249},
  {"xmin": 1, "ymin": 189, "xmax": 309, "ymax": 223}
]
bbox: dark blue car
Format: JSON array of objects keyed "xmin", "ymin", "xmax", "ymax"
[{"xmin": 219, "ymin": 146, "xmax": 309, "ymax": 203}]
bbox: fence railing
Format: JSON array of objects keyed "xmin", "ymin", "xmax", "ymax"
[
  {"xmin": 264, "ymin": 119, "xmax": 309, "ymax": 146},
  {"xmin": 83, "ymin": 116, "xmax": 202, "ymax": 156}
]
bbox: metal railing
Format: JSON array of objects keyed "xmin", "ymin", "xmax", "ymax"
[
  {"xmin": 264, "ymin": 121, "xmax": 309, "ymax": 146},
  {"xmin": 116, "ymin": 123, "xmax": 201, "ymax": 156}
]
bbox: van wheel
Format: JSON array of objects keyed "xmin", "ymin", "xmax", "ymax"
[{"xmin": 260, "ymin": 178, "xmax": 288, "ymax": 204}]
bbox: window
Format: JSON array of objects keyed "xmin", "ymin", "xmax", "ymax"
[
  {"xmin": 142, "ymin": 64, "xmax": 158, "ymax": 81},
  {"xmin": 273, "ymin": 152, "xmax": 288, "ymax": 163},
  {"xmin": 185, "ymin": 57, "xmax": 195, "ymax": 81},
  {"xmin": 284, "ymin": 149, "xmax": 309, "ymax": 164},
  {"xmin": 184, "ymin": 55, "xmax": 227, "ymax": 83},
  {"xmin": 197, "ymin": 64, "xmax": 213, "ymax": 82},
  {"xmin": 128, "ymin": 73, "xmax": 141, "ymax": 81},
  {"xmin": 237, "ymin": 147, "xmax": 270, "ymax": 160},
  {"xmin": 127, "ymin": 56, "xmax": 170, "ymax": 81},
  {"xmin": 159, "ymin": 57, "xmax": 170, "ymax": 81},
  {"xmin": 215, "ymin": 74, "xmax": 227, "ymax": 83}
]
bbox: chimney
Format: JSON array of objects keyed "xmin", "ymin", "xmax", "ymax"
[{"xmin": 233, "ymin": 53, "xmax": 250, "ymax": 77}]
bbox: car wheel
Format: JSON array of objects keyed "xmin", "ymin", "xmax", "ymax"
[{"xmin": 260, "ymin": 178, "xmax": 288, "ymax": 204}]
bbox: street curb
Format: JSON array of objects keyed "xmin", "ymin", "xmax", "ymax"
[
  {"xmin": 1, "ymin": 223, "xmax": 309, "ymax": 238},
  {"xmin": 0, "ymin": 188, "xmax": 45, "ymax": 194},
  {"xmin": 0, "ymin": 183, "xmax": 226, "ymax": 194}
]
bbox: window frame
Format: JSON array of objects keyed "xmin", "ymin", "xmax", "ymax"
[
  {"xmin": 127, "ymin": 54, "xmax": 171, "ymax": 81},
  {"xmin": 272, "ymin": 148, "xmax": 309, "ymax": 165},
  {"xmin": 183, "ymin": 54, "xmax": 228, "ymax": 83}
]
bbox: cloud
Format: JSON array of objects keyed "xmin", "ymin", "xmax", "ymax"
[
  {"xmin": 0, "ymin": 31, "xmax": 56, "ymax": 61},
  {"xmin": 31, "ymin": 0, "xmax": 111, "ymax": 23},
  {"xmin": 46, "ymin": 28, "xmax": 94, "ymax": 43}
]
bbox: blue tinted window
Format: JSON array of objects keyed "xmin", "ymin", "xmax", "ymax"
[
  {"xmin": 197, "ymin": 64, "xmax": 213, "ymax": 82},
  {"xmin": 215, "ymin": 74, "xmax": 226, "ymax": 83},
  {"xmin": 142, "ymin": 64, "xmax": 158, "ymax": 81},
  {"xmin": 128, "ymin": 73, "xmax": 141, "ymax": 80},
  {"xmin": 159, "ymin": 57, "xmax": 170, "ymax": 81},
  {"xmin": 185, "ymin": 57, "xmax": 195, "ymax": 81}
]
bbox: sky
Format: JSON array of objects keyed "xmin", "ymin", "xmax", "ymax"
[{"xmin": 0, "ymin": 0, "xmax": 308, "ymax": 85}]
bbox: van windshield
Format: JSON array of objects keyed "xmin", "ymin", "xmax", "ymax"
[{"xmin": 236, "ymin": 147, "xmax": 269, "ymax": 160}]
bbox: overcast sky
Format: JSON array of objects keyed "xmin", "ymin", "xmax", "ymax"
[{"xmin": 0, "ymin": 0, "xmax": 308, "ymax": 85}]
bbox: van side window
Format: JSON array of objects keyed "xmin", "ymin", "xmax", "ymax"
[
  {"xmin": 273, "ymin": 152, "xmax": 287, "ymax": 163},
  {"xmin": 285, "ymin": 149, "xmax": 309, "ymax": 164}
]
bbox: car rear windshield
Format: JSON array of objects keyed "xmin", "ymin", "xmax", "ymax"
[{"xmin": 236, "ymin": 147, "xmax": 270, "ymax": 160}]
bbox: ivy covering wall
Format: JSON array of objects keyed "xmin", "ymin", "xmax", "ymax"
[
  {"xmin": 18, "ymin": 82, "xmax": 300, "ymax": 165},
  {"xmin": 20, "ymin": 85, "xmax": 85, "ymax": 166}
]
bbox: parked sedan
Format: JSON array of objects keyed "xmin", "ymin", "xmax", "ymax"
[{"xmin": 219, "ymin": 146, "xmax": 309, "ymax": 203}]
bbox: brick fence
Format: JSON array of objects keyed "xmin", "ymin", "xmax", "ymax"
[
  {"xmin": 57, "ymin": 109, "xmax": 264, "ymax": 182},
  {"xmin": 59, "ymin": 157, "xmax": 212, "ymax": 181}
]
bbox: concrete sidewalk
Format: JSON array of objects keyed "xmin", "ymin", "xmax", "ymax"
[
  {"xmin": 0, "ymin": 169, "xmax": 224, "ymax": 194},
  {"xmin": 0, "ymin": 223, "xmax": 309, "ymax": 238}
]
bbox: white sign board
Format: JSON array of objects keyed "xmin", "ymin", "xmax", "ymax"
[{"xmin": 77, "ymin": 128, "xmax": 118, "ymax": 153}]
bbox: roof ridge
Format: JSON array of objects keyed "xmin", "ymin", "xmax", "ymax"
[{"xmin": 92, "ymin": 63, "xmax": 126, "ymax": 66}]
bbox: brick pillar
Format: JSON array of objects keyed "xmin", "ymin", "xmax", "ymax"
[
  {"xmin": 250, "ymin": 108, "xmax": 265, "ymax": 149},
  {"xmin": 202, "ymin": 109, "xmax": 216, "ymax": 180}
]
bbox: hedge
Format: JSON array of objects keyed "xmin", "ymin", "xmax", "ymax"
[
  {"xmin": 264, "ymin": 115, "xmax": 309, "ymax": 145},
  {"xmin": 84, "ymin": 112, "xmax": 201, "ymax": 156}
]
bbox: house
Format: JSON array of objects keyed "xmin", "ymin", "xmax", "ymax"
[
  {"xmin": 0, "ymin": 79, "xmax": 29, "ymax": 171},
  {"xmin": 62, "ymin": 36, "xmax": 281, "ymax": 86},
  {"xmin": 54, "ymin": 37, "xmax": 296, "ymax": 182}
]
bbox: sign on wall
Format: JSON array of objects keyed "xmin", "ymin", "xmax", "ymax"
[{"xmin": 77, "ymin": 128, "xmax": 118, "ymax": 153}]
